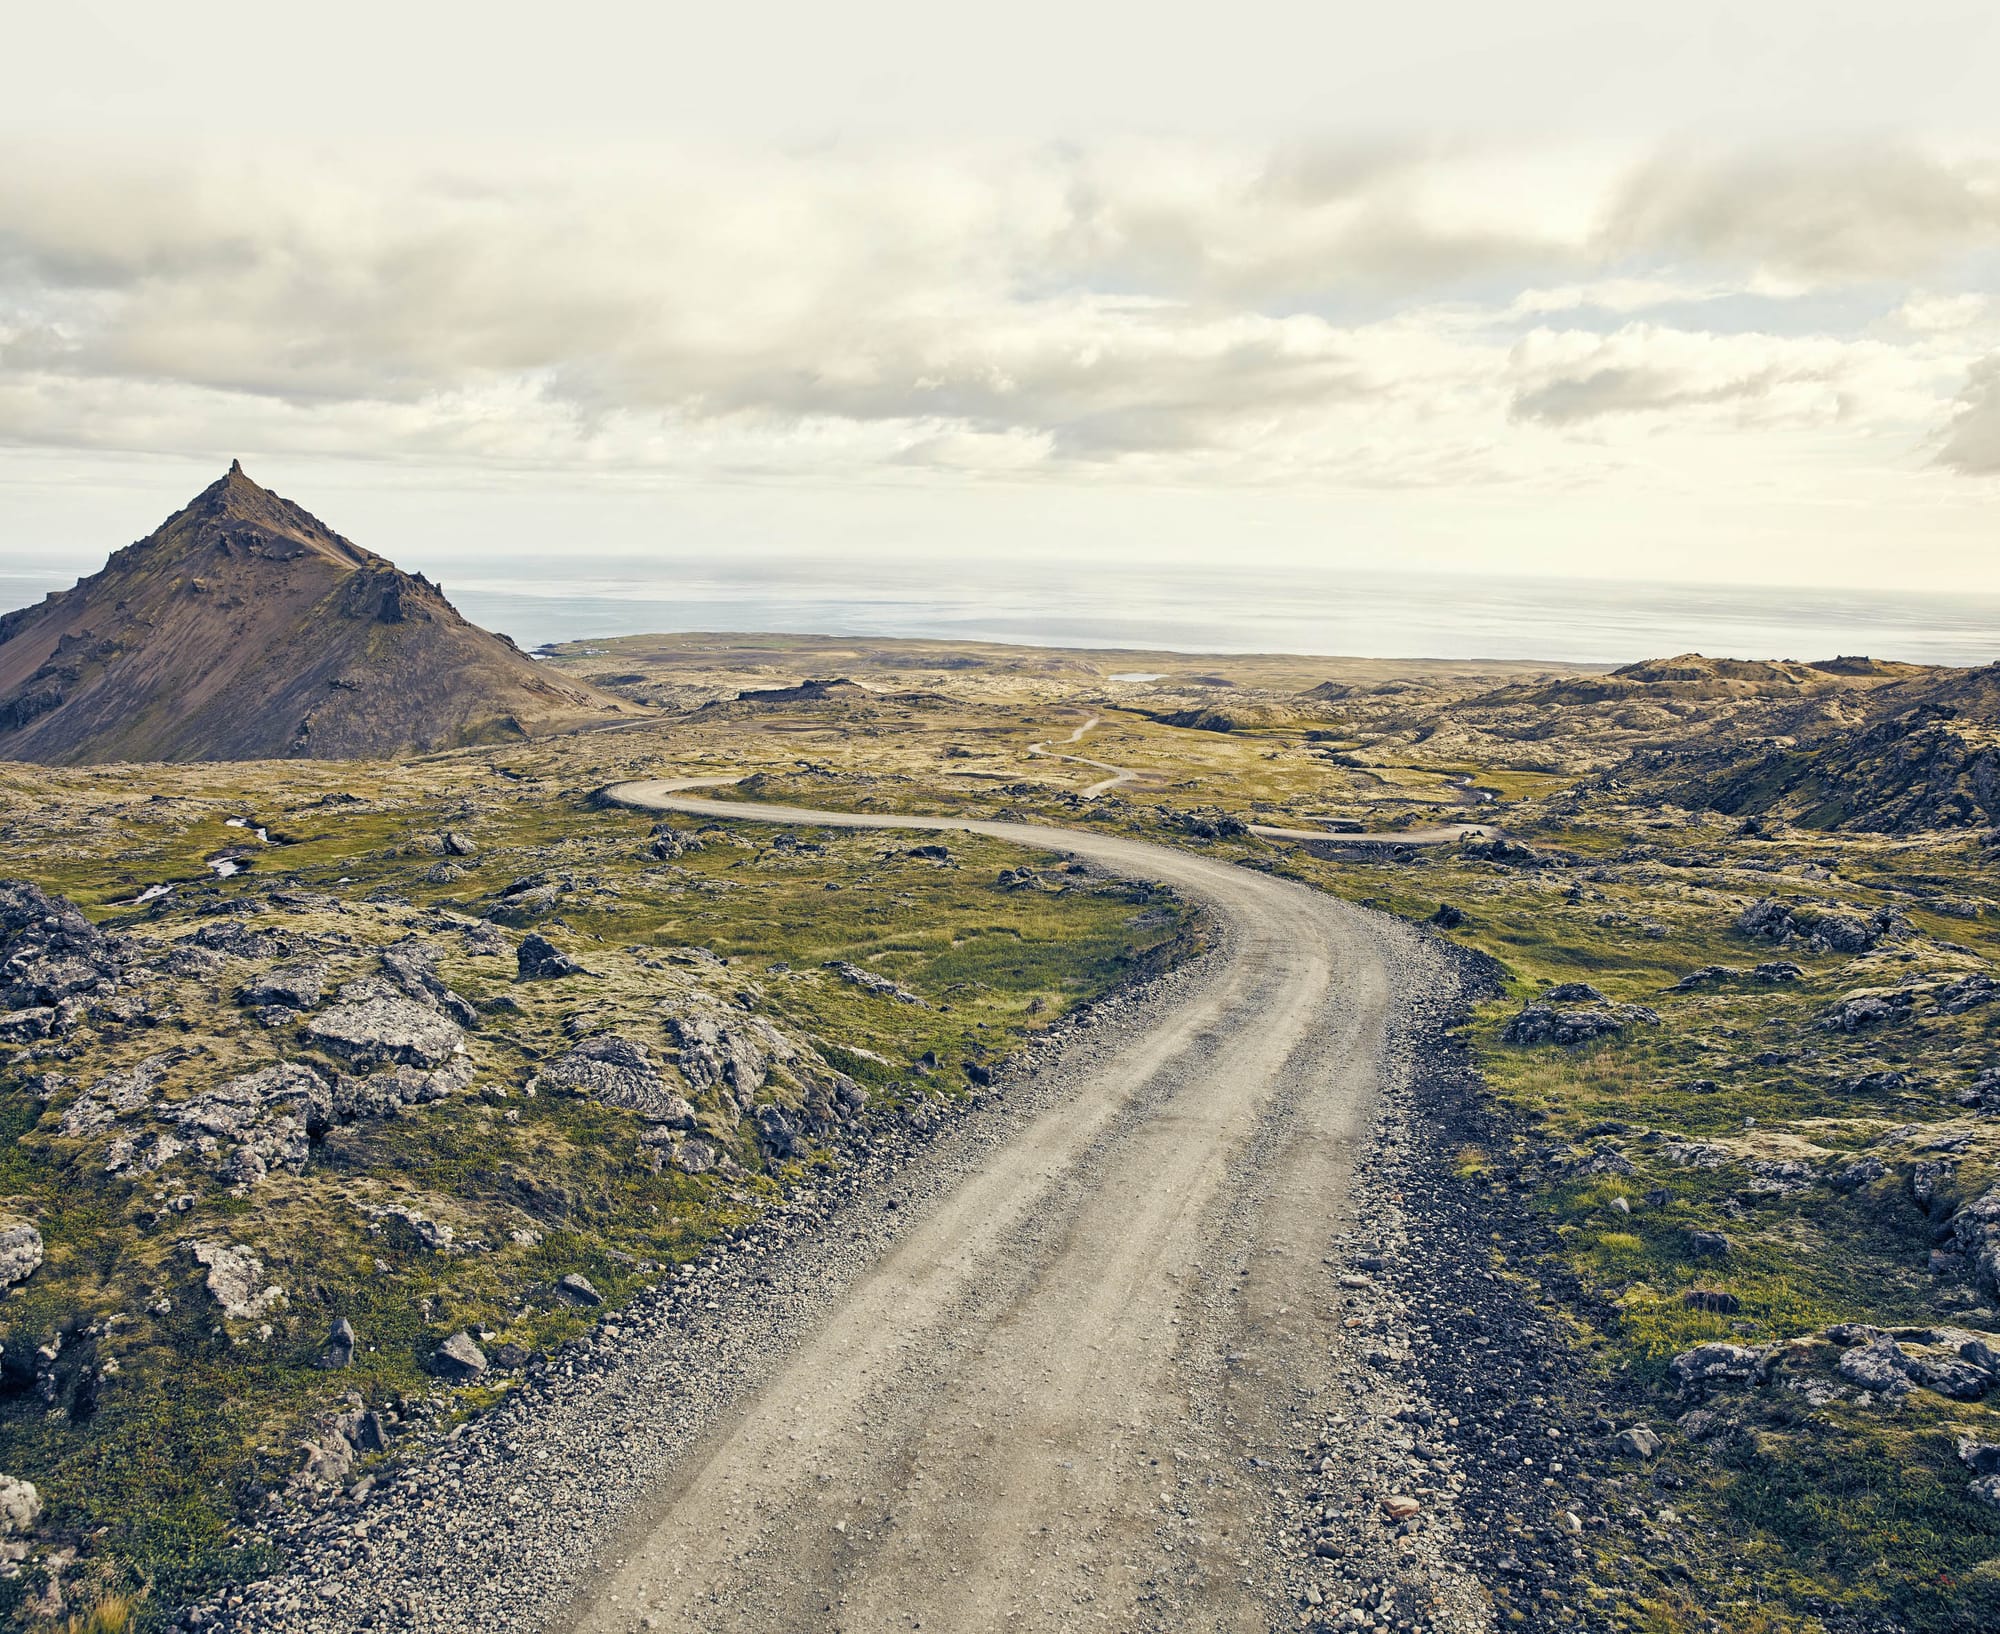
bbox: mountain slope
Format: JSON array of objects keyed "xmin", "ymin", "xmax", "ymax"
[{"xmin": 0, "ymin": 464, "xmax": 638, "ymax": 763}]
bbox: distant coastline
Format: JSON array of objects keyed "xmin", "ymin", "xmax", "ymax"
[{"xmin": 4, "ymin": 559, "xmax": 1995, "ymax": 667}]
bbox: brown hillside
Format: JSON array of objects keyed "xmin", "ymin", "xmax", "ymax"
[{"xmin": 0, "ymin": 464, "xmax": 639, "ymax": 763}]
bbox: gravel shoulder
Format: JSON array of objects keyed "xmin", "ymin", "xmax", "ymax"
[{"xmin": 201, "ymin": 787, "xmax": 1511, "ymax": 1634}]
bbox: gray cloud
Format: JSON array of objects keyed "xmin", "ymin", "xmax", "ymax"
[
  {"xmin": 1511, "ymin": 362, "xmax": 1834, "ymax": 426},
  {"xmin": 1937, "ymin": 355, "xmax": 2000, "ymax": 474},
  {"xmin": 1602, "ymin": 146, "xmax": 2000, "ymax": 280},
  {"xmin": 0, "ymin": 139, "xmax": 1994, "ymax": 481},
  {"xmin": 1502, "ymin": 322, "xmax": 1881, "ymax": 431}
]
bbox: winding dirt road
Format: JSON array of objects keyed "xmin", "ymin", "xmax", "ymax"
[{"xmin": 570, "ymin": 779, "xmax": 1449, "ymax": 1634}]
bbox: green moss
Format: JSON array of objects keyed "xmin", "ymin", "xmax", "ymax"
[{"xmin": 0, "ymin": 772, "xmax": 1199, "ymax": 1629}]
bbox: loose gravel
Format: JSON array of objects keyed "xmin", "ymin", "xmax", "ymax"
[{"xmin": 179, "ymin": 891, "xmax": 1616, "ymax": 1634}]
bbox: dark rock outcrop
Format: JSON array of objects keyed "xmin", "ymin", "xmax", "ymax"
[{"xmin": 517, "ymin": 933, "xmax": 588, "ymax": 981}]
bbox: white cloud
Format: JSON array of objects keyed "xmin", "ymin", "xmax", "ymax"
[
  {"xmin": 1897, "ymin": 292, "xmax": 1991, "ymax": 332},
  {"xmin": 0, "ymin": 137, "xmax": 1994, "ymax": 498},
  {"xmin": 1505, "ymin": 278, "xmax": 1729, "ymax": 318}
]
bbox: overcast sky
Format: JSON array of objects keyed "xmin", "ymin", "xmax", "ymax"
[{"xmin": 3, "ymin": 2, "xmax": 1998, "ymax": 592}]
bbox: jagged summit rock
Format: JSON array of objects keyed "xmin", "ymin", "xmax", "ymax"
[{"xmin": 0, "ymin": 464, "xmax": 639, "ymax": 763}]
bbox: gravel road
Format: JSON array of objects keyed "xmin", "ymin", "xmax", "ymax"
[{"xmin": 200, "ymin": 786, "xmax": 1500, "ymax": 1634}]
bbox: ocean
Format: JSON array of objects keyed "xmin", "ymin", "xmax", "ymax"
[{"xmin": 3, "ymin": 558, "xmax": 1995, "ymax": 667}]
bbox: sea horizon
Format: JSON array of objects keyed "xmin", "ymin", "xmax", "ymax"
[{"xmin": 4, "ymin": 556, "xmax": 1996, "ymax": 669}]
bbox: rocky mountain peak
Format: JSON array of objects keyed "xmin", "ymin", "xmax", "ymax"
[{"xmin": 0, "ymin": 469, "xmax": 637, "ymax": 762}]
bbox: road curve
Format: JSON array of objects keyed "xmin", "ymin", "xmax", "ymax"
[
  {"xmin": 1024, "ymin": 714, "xmax": 1143, "ymax": 799},
  {"xmin": 571, "ymin": 778, "xmax": 1437, "ymax": 1634}
]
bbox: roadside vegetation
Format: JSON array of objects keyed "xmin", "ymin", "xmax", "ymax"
[
  {"xmin": 5, "ymin": 629, "xmax": 1995, "ymax": 1632},
  {"xmin": 533, "ymin": 633, "xmax": 2000, "ymax": 1634},
  {"xmin": 0, "ymin": 753, "xmax": 1194, "ymax": 1629}
]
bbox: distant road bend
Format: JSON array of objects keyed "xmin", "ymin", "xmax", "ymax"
[
  {"xmin": 573, "ymin": 777, "xmax": 1456, "ymax": 1633},
  {"xmin": 1023, "ymin": 716, "xmax": 1495, "ymax": 845}
]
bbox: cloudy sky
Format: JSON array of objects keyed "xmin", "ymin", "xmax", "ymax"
[{"xmin": 3, "ymin": 2, "xmax": 1998, "ymax": 593}]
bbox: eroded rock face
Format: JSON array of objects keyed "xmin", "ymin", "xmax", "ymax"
[
  {"xmin": 530, "ymin": 1035, "xmax": 695, "ymax": 1125},
  {"xmin": 655, "ymin": 998, "xmax": 866, "ymax": 1155},
  {"xmin": 1737, "ymin": 897, "xmax": 1906, "ymax": 954},
  {"xmin": 179, "ymin": 920, "xmax": 315, "ymax": 963},
  {"xmin": 664, "ymin": 1004, "xmax": 781, "ymax": 1108},
  {"xmin": 377, "ymin": 943, "xmax": 479, "ymax": 1027},
  {"xmin": 0, "ymin": 879, "xmax": 132, "ymax": 1011},
  {"xmin": 53, "ymin": 1048, "xmax": 471, "ymax": 1191},
  {"xmin": 1951, "ymin": 1188, "xmax": 2000, "ymax": 1294},
  {"xmin": 305, "ymin": 979, "xmax": 465, "ymax": 1067},
  {"xmin": 59, "ymin": 1055, "xmax": 174, "ymax": 1136},
  {"xmin": 1938, "ymin": 973, "xmax": 1998, "ymax": 1016},
  {"xmin": 161, "ymin": 1062, "xmax": 330, "ymax": 1179},
  {"xmin": 0, "ymin": 1222, "xmax": 44, "ymax": 1288},
  {"xmin": 0, "ymin": 879, "xmax": 147, "ymax": 1040},
  {"xmin": 190, "ymin": 1240, "xmax": 286, "ymax": 1320},
  {"xmin": 329, "ymin": 1057, "xmax": 475, "ymax": 1122}
]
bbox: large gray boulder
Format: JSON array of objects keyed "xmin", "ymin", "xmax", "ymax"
[
  {"xmin": 1835, "ymin": 1338, "xmax": 1912, "ymax": 1396},
  {"xmin": 0, "ymin": 1475, "xmax": 41, "ymax": 1536},
  {"xmin": 1668, "ymin": 1342, "xmax": 1763, "ymax": 1390},
  {"xmin": 530, "ymin": 1035, "xmax": 695, "ymax": 1125},
  {"xmin": 236, "ymin": 960, "xmax": 331, "ymax": 1011},
  {"xmin": 1502, "ymin": 1003, "xmax": 1659, "ymax": 1047},
  {"xmin": 0, "ymin": 879, "xmax": 130, "ymax": 1009},
  {"xmin": 1817, "ymin": 990, "xmax": 1915, "ymax": 1033},
  {"xmin": 430, "ymin": 1331, "xmax": 487, "ymax": 1380},
  {"xmin": 517, "ymin": 932, "xmax": 588, "ymax": 980},
  {"xmin": 322, "ymin": 1317, "xmax": 357, "ymax": 1369},
  {"xmin": 1960, "ymin": 1438, "xmax": 2000, "ymax": 1478},
  {"xmin": 0, "ymin": 1222, "xmax": 43, "ymax": 1288},
  {"xmin": 304, "ymin": 980, "xmax": 465, "ymax": 1068},
  {"xmin": 190, "ymin": 1240, "xmax": 286, "ymax": 1320}
]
